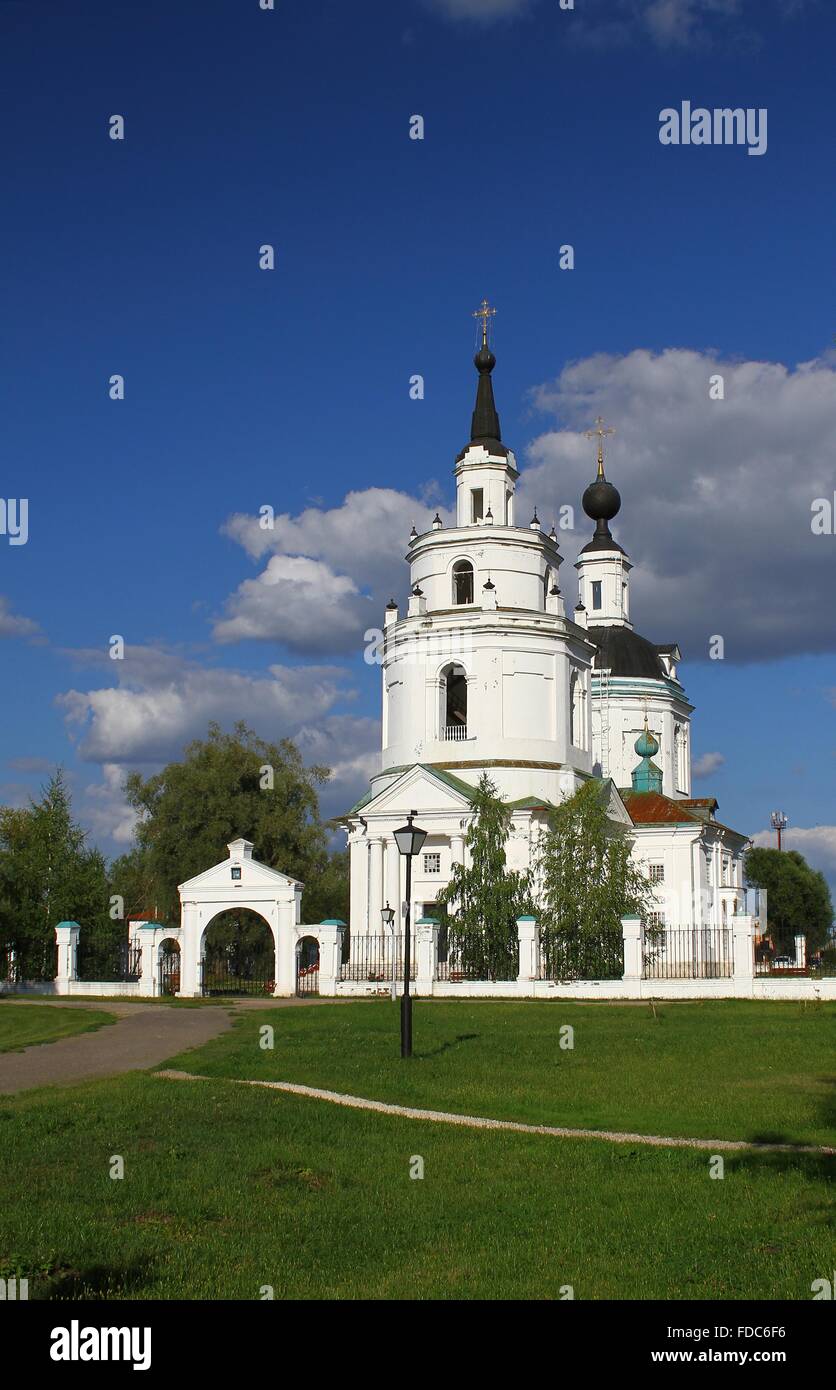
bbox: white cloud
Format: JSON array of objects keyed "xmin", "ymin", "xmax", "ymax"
[
  {"xmin": 0, "ymin": 595, "xmax": 39, "ymax": 640},
  {"xmin": 219, "ymin": 488, "xmax": 452, "ymax": 655},
  {"xmin": 645, "ymin": 0, "xmax": 741, "ymax": 47},
  {"xmin": 752, "ymin": 825, "xmax": 836, "ymax": 878},
  {"xmin": 524, "ymin": 347, "xmax": 836, "ymax": 663},
  {"xmin": 216, "ymin": 347, "xmax": 836, "ymax": 668},
  {"xmin": 693, "ymin": 752, "xmax": 725, "ymax": 778},
  {"xmin": 213, "ymin": 555, "xmax": 375, "ymax": 653},
  {"xmin": 574, "ymin": 0, "xmax": 799, "ymax": 49},
  {"xmin": 56, "ymin": 645, "xmax": 354, "ymax": 765},
  {"xmin": 80, "ymin": 764, "xmax": 139, "ymax": 847}
]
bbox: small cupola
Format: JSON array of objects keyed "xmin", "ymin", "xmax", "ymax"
[
  {"xmin": 631, "ymin": 719, "xmax": 663, "ymax": 793},
  {"xmin": 575, "ymin": 416, "xmax": 633, "ymax": 628}
]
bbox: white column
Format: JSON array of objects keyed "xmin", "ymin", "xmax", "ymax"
[
  {"xmin": 139, "ymin": 932, "xmax": 157, "ymax": 997},
  {"xmin": 516, "ymin": 916, "xmax": 538, "ymax": 987},
  {"xmin": 54, "ymin": 923, "xmax": 79, "ymax": 994},
  {"xmin": 368, "ymin": 838, "xmax": 384, "ymax": 936},
  {"xmin": 318, "ymin": 924, "xmax": 343, "ymax": 995},
  {"xmin": 178, "ymin": 903, "xmax": 202, "ymax": 997},
  {"xmin": 416, "ymin": 922, "xmax": 437, "ymax": 994},
  {"xmin": 349, "ymin": 835, "xmax": 368, "ymax": 937},
  {"xmin": 621, "ymin": 915, "xmax": 643, "ymax": 981},
  {"xmin": 275, "ymin": 899, "xmax": 296, "ymax": 997},
  {"xmin": 733, "ymin": 913, "xmax": 755, "ymax": 996}
]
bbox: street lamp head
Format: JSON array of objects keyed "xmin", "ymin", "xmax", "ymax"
[
  {"xmin": 394, "ymin": 810, "xmax": 428, "ymax": 858},
  {"xmin": 381, "ymin": 904, "xmax": 395, "ymax": 927}
]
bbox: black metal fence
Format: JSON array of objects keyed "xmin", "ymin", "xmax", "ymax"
[
  {"xmin": 201, "ymin": 945, "xmax": 274, "ymax": 996},
  {"xmin": 643, "ymin": 926, "xmax": 733, "ymax": 980},
  {"xmin": 538, "ymin": 929, "xmax": 625, "ymax": 982},
  {"xmin": 0, "ymin": 941, "xmax": 58, "ymax": 983},
  {"xmin": 339, "ymin": 934, "xmax": 416, "ymax": 983},
  {"xmin": 754, "ymin": 930, "xmax": 807, "ymax": 976},
  {"xmin": 76, "ymin": 936, "xmax": 142, "ymax": 983},
  {"xmin": 296, "ymin": 937, "xmax": 320, "ymax": 996},
  {"xmin": 436, "ymin": 922, "xmax": 519, "ymax": 982},
  {"xmin": 159, "ymin": 945, "xmax": 181, "ymax": 996}
]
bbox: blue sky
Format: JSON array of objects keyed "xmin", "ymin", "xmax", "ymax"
[{"xmin": 1, "ymin": 0, "xmax": 835, "ymax": 887}]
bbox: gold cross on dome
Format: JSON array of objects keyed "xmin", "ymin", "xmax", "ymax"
[
  {"xmin": 472, "ymin": 298, "xmax": 496, "ymax": 346},
  {"xmin": 585, "ymin": 415, "xmax": 615, "ymax": 478}
]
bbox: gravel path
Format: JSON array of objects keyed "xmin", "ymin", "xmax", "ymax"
[{"xmin": 156, "ymin": 1069, "xmax": 836, "ymax": 1157}]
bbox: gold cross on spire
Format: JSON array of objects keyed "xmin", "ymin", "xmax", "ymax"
[
  {"xmin": 585, "ymin": 415, "xmax": 615, "ymax": 478},
  {"xmin": 472, "ymin": 298, "xmax": 496, "ymax": 347}
]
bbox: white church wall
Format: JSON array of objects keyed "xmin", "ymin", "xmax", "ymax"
[{"xmin": 591, "ymin": 679, "xmax": 693, "ymax": 795}]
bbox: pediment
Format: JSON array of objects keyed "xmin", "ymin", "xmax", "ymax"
[
  {"xmin": 361, "ymin": 764, "xmax": 476, "ymax": 818},
  {"xmin": 179, "ymin": 856, "xmax": 300, "ymax": 893}
]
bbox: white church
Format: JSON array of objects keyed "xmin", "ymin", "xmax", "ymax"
[{"xmin": 344, "ymin": 308, "xmax": 748, "ymax": 938}]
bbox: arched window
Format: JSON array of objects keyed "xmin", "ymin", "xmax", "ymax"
[
  {"xmin": 441, "ymin": 664, "xmax": 468, "ymax": 740},
  {"xmin": 452, "ymin": 559, "xmax": 474, "ymax": 605},
  {"xmin": 543, "ymin": 565, "xmax": 552, "ymax": 610},
  {"xmin": 570, "ymin": 670, "xmax": 582, "ymax": 747},
  {"xmin": 674, "ymin": 724, "xmax": 688, "ymax": 793}
]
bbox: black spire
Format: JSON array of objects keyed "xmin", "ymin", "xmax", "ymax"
[{"xmin": 470, "ymin": 342, "xmax": 502, "ymax": 445}]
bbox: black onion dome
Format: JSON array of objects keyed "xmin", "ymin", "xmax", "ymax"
[
  {"xmin": 582, "ymin": 477, "xmax": 621, "ymax": 524},
  {"xmin": 581, "ymin": 469, "xmax": 622, "ymax": 551}
]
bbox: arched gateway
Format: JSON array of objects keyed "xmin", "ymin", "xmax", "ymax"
[{"xmin": 177, "ymin": 839, "xmax": 303, "ymax": 997}]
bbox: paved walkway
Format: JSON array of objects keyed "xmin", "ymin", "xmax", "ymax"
[
  {"xmin": 0, "ymin": 996, "xmax": 346, "ymax": 1096},
  {"xmin": 156, "ymin": 1069, "xmax": 836, "ymax": 1157}
]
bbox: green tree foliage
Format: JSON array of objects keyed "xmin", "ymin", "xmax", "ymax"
[
  {"xmin": 435, "ymin": 774, "xmax": 532, "ymax": 981},
  {"xmin": 535, "ymin": 780, "xmax": 656, "ymax": 979},
  {"xmin": 0, "ymin": 772, "xmax": 111, "ymax": 978},
  {"xmin": 123, "ymin": 723, "xmax": 334, "ymax": 923},
  {"xmin": 744, "ymin": 846, "xmax": 833, "ymax": 952}
]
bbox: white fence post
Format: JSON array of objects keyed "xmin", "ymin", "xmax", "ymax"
[
  {"xmin": 317, "ymin": 923, "xmax": 343, "ymax": 995},
  {"xmin": 517, "ymin": 915, "xmax": 538, "ymax": 989},
  {"xmin": 54, "ymin": 922, "xmax": 80, "ymax": 994},
  {"xmin": 416, "ymin": 919, "xmax": 438, "ymax": 994},
  {"xmin": 733, "ymin": 912, "xmax": 755, "ymax": 996},
  {"xmin": 137, "ymin": 928, "xmax": 158, "ymax": 997},
  {"xmin": 621, "ymin": 916, "xmax": 643, "ymax": 982}
]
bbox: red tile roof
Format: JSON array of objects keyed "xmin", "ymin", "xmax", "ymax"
[{"xmin": 620, "ymin": 791, "xmax": 704, "ymax": 825}]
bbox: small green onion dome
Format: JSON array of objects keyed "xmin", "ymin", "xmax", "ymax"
[{"xmin": 634, "ymin": 726, "xmax": 659, "ymax": 759}]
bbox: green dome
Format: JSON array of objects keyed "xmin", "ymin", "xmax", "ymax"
[{"xmin": 634, "ymin": 727, "xmax": 659, "ymax": 759}]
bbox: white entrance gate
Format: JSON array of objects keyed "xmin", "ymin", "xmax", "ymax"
[{"xmin": 177, "ymin": 839, "xmax": 303, "ymax": 997}]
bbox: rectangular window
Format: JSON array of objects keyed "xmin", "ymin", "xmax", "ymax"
[
  {"xmin": 722, "ymin": 857, "xmax": 730, "ymax": 886},
  {"xmin": 230, "ymin": 866, "xmax": 242, "ymax": 881},
  {"xmin": 471, "ymin": 488, "xmax": 484, "ymax": 523},
  {"xmin": 592, "ymin": 580, "xmax": 602, "ymax": 610},
  {"xmin": 423, "ymin": 853, "xmax": 441, "ymax": 874},
  {"xmin": 649, "ymin": 864, "xmax": 665, "ymax": 884}
]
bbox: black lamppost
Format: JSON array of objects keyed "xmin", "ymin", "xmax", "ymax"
[
  {"xmin": 393, "ymin": 810, "xmax": 427, "ymax": 1058},
  {"xmin": 381, "ymin": 904, "xmax": 396, "ymax": 1001}
]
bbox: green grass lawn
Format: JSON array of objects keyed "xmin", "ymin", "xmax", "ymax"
[
  {"xmin": 0, "ymin": 1069, "xmax": 831, "ymax": 1300},
  {"xmin": 0, "ymin": 999, "xmax": 832, "ymax": 1300},
  {"xmin": 167, "ymin": 999, "xmax": 836, "ymax": 1148},
  {"xmin": 0, "ymin": 1002, "xmax": 115, "ymax": 1053}
]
